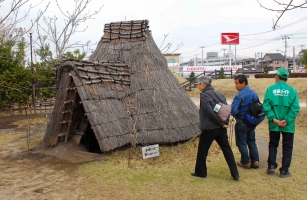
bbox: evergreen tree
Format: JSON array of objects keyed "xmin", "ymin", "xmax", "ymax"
[
  {"xmin": 62, "ymin": 49, "xmax": 86, "ymax": 60},
  {"xmin": 301, "ymin": 50, "xmax": 307, "ymax": 70},
  {"xmin": 0, "ymin": 37, "xmax": 33, "ymax": 107},
  {"xmin": 263, "ymin": 65, "xmax": 270, "ymax": 74},
  {"xmin": 188, "ymin": 72, "xmax": 197, "ymax": 83},
  {"xmin": 220, "ymin": 67, "xmax": 226, "ymax": 79}
]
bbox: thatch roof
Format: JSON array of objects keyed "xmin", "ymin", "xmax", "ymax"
[{"xmin": 44, "ymin": 20, "xmax": 199, "ymax": 152}]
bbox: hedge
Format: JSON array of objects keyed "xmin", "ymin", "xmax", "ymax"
[{"xmin": 254, "ymin": 73, "xmax": 307, "ymax": 78}]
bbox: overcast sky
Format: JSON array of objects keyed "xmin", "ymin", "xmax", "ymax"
[{"xmin": 2, "ymin": 0, "xmax": 307, "ymax": 61}]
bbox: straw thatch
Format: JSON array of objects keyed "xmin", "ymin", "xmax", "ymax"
[{"xmin": 44, "ymin": 20, "xmax": 199, "ymax": 152}]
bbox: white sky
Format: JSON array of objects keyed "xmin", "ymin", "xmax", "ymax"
[{"xmin": 1, "ymin": 0, "xmax": 307, "ymax": 62}]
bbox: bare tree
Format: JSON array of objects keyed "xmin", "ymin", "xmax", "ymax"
[
  {"xmin": 159, "ymin": 33, "xmax": 184, "ymax": 54},
  {"xmin": 257, "ymin": 0, "xmax": 307, "ymax": 30},
  {"xmin": 0, "ymin": 0, "xmax": 49, "ymax": 42},
  {"xmin": 36, "ymin": 0, "xmax": 103, "ymax": 59}
]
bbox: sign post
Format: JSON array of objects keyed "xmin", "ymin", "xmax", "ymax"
[{"xmin": 221, "ymin": 33, "xmax": 240, "ymax": 67}]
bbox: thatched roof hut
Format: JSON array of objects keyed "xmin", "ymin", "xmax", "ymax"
[{"xmin": 44, "ymin": 20, "xmax": 199, "ymax": 152}]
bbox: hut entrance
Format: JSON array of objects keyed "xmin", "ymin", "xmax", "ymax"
[
  {"xmin": 69, "ymin": 94, "xmax": 102, "ymax": 154},
  {"xmin": 80, "ymin": 125, "xmax": 102, "ymax": 154}
]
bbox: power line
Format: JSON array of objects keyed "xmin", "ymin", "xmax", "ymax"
[
  {"xmin": 241, "ymin": 16, "xmax": 307, "ymax": 37},
  {"xmin": 237, "ymin": 40, "xmax": 278, "ymax": 50}
]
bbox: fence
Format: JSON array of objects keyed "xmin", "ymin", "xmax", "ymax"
[
  {"xmin": 181, "ymin": 70, "xmax": 233, "ymax": 91},
  {"xmin": 0, "ymin": 99, "xmax": 55, "ymax": 116}
]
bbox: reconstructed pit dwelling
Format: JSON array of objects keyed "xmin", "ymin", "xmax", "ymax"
[{"xmin": 44, "ymin": 20, "xmax": 199, "ymax": 153}]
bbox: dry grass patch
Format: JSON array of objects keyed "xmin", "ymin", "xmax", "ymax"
[
  {"xmin": 1, "ymin": 77, "xmax": 306, "ymax": 199},
  {"xmin": 183, "ymin": 77, "xmax": 307, "ymax": 102},
  {"xmin": 0, "ymin": 114, "xmax": 48, "ymax": 150},
  {"xmin": 0, "ymin": 131, "xmax": 25, "ymax": 147},
  {"xmin": 79, "ymin": 107, "xmax": 307, "ymax": 200}
]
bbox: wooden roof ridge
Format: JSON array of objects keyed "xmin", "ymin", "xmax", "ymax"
[
  {"xmin": 55, "ymin": 59, "xmax": 131, "ymax": 87},
  {"xmin": 102, "ymin": 19, "xmax": 150, "ymax": 43}
]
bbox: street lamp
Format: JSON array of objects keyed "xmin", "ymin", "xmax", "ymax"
[
  {"xmin": 29, "ymin": 32, "xmax": 36, "ymax": 114},
  {"xmin": 29, "ymin": 32, "xmax": 33, "ymax": 66}
]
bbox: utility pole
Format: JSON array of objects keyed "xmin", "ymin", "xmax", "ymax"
[
  {"xmin": 255, "ymin": 53, "xmax": 257, "ymax": 68},
  {"xmin": 228, "ymin": 44, "xmax": 231, "ymax": 66},
  {"xmin": 281, "ymin": 34, "xmax": 291, "ymax": 69},
  {"xmin": 235, "ymin": 45, "xmax": 237, "ymax": 66},
  {"xmin": 200, "ymin": 46, "xmax": 205, "ymax": 66},
  {"xmin": 221, "ymin": 48, "xmax": 226, "ymax": 66},
  {"xmin": 293, "ymin": 46, "xmax": 296, "ymax": 73},
  {"xmin": 260, "ymin": 52, "xmax": 263, "ymax": 68},
  {"xmin": 195, "ymin": 54, "xmax": 198, "ymax": 66}
]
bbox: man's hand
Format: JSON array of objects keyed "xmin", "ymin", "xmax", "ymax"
[
  {"xmin": 223, "ymin": 124, "xmax": 228, "ymax": 128},
  {"xmin": 279, "ymin": 120, "xmax": 287, "ymax": 127},
  {"xmin": 273, "ymin": 119, "xmax": 287, "ymax": 127}
]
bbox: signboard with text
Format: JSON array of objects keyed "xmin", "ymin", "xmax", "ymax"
[
  {"xmin": 142, "ymin": 144, "xmax": 160, "ymax": 159},
  {"xmin": 180, "ymin": 65, "xmax": 242, "ymax": 78},
  {"xmin": 182, "ymin": 65, "xmax": 242, "ymax": 72},
  {"xmin": 221, "ymin": 33, "xmax": 239, "ymax": 45}
]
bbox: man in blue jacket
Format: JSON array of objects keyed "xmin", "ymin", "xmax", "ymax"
[{"xmin": 231, "ymin": 74, "xmax": 260, "ymax": 169}]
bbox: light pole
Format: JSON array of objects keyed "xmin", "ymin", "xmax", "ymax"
[
  {"xmin": 30, "ymin": 33, "xmax": 33, "ymax": 66},
  {"xmin": 200, "ymin": 46, "xmax": 205, "ymax": 66},
  {"xmin": 30, "ymin": 32, "xmax": 36, "ymax": 114}
]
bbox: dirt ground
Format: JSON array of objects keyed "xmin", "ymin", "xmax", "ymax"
[
  {"xmin": 0, "ymin": 107, "xmax": 306, "ymax": 199},
  {"xmin": 0, "ymin": 114, "xmax": 103, "ymax": 200}
]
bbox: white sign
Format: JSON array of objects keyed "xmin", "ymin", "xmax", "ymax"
[
  {"xmin": 142, "ymin": 144, "xmax": 160, "ymax": 159},
  {"xmin": 182, "ymin": 65, "xmax": 242, "ymax": 72},
  {"xmin": 180, "ymin": 65, "xmax": 242, "ymax": 78}
]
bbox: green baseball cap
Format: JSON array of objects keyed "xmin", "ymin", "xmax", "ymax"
[{"xmin": 276, "ymin": 68, "xmax": 289, "ymax": 78}]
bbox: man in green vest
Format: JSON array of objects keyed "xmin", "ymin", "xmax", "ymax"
[{"xmin": 263, "ymin": 68, "xmax": 300, "ymax": 178}]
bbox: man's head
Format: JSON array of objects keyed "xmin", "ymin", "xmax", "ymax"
[
  {"xmin": 234, "ymin": 74, "xmax": 248, "ymax": 91},
  {"xmin": 197, "ymin": 76, "xmax": 212, "ymax": 91},
  {"xmin": 275, "ymin": 68, "xmax": 289, "ymax": 82}
]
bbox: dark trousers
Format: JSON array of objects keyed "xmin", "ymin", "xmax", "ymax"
[
  {"xmin": 235, "ymin": 120, "xmax": 259, "ymax": 164},
  {"xmin": 268, "ymin": 131, "xmax": 294, "ymax": 172},
  {"xmin": 194, "ymin": 128, "xmax": 239, "ymax": 178}
]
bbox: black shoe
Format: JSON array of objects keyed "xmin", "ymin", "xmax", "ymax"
[
  {"xmin": 191, "ymin": 173, "xmax": 206, "ymax": 178},
  {"xmin": 280, "ymin": 171, "xmax": 291, "ymax": 178},
  {"xmin": 267, "ymin": 165, "xmax": 276, "ymax": 174},
  {"xmin": 233, "ymin": 176, "xmax": 240, "ymax": 181}
]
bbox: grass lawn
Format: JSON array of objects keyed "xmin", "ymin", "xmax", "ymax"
[
  {"xmin": 79, "ymin": 76, "xmax": 307, "ymax": 199},
  {"xmin": 1, "ymin": 76, "xmax": 307, "ymax": 199},
  {"xmin": 79, "ymin": 113, "xmax": 307, "ymax": 199}
]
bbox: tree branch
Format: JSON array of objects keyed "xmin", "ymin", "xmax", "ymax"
[
  {"xmin": 257, "ymin": 0, "xmax": 307, "ymax": 30},
  {"xmin": 37, "ymin": 0, "xmax": 103, "ymax": 59},
  {"xmin": 0, "ymin": 0, "xmax": 49, "ymax": 42}
]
